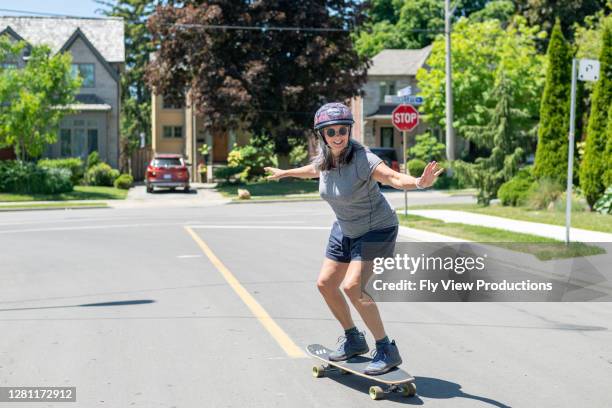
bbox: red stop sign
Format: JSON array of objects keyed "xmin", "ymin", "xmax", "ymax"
[{"xmin": 392, "ymin": 104, "xmax": 420, "ymax": 132}]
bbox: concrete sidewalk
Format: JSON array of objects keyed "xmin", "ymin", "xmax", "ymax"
[{"xmin": 408, "ymin": 209, "xmax": 612, "ymax": 242}]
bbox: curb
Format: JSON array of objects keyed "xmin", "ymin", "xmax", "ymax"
[
  {"xmin": 0, "ymin": 204, "xmax": 109, "ymax": 212},
  {"xmin": 228, "ymin": 197, "xmax": 322, "ymax": 204}
]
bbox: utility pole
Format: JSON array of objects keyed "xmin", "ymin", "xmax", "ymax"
[{"xmin": 445, "ymin": 0, "xmax": 455, "ymax": 162}]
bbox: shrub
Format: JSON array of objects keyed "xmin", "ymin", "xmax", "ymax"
[
  {"xmin": 410, "ymin": 133, "xmax": 446, "ymax": 162},
  {"xmin": 85, "ymin": 163, "xmax": 120, "ymax": 186},
  {"xmin": 497, "ymin": 166, "xmax": 535, "ymax": 206},
  {"xmin": 42, "ymin": 168, "xmax": 73, "ymax": 194},
  {"xmin": 553, "ymin": 192, "xmax": 588, "ymax": 212},
  {"xmin": 0, "ymin": 160, "xmax": 72, "ymax": 194},
  {"xmin": 227, "ymin": 135, "xmax": 276, "ymax": 182},
  {"xmin": 214, "ymin": 165, "xmax": 245, "ymax": 183},
  {"xmin": 86, "ymin": 151, "xmax": 101, "ymax": 170},
  {"xmin": 407, "ymin": 159, "xmax": 427, "ymax": 177},
  {"xmin": 289, "ymin": 144, "xmax": 309, "ymax": 167},
  {"xmin": 527, "ymin": 178, "xmax": 564, "ymax": 210},
  {"xmin": 593, "ymin": 186, "xmax": 612, "ymax": 214},
  {"xmin": 498, "ymin": 178, "xmax": 533, "ymax": 206},
  {"xmin": 37, "ymin": 157, "xmax": 84, "ymax": 185},
  {"xmin": 431, "ymin": 160, "xmax": 464, "ymax": 190},
  {"xmin": 113, "ymin": 173, "xmax": 134, "ymax": 190}
]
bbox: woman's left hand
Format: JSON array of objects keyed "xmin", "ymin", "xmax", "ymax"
[{"xmin": 417, "ymin": 161, "xmax": 445, "ymax": 188}]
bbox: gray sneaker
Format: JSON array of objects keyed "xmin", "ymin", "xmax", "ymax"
[
  {"xmin": 328, "ymin": 331, "xmax": 369, "ymax": 361},
  {"xmin": 364, "ymin": 340, "xmax": 403, "ymax": 375}
]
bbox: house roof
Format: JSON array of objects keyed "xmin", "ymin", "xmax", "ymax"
[
  {"xmin": 368, "ymin": 45, "xmax": 432, "ymax": 77},
  {"xmin": 0, "ymin": 16, "xmax": 124, "ymax": 63}
]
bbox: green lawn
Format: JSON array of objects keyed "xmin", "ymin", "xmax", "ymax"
[
  {"xmin": 217, "ymin": 179, "xmax": 319, "ymax": 199},
  {"xmin": 0, "ymin": 186, "xmax": 128, "ymax": 202},
  {"xmin": 0, "ymin": 202, "xmax": 108, "ymax": 210},
  {"xmin": 398, "ymin": 213, "xmax": 605, "ymax": 260},
  {"xmin": 409, "ymin": 203, "xmax": 612, "ymax": 234}
]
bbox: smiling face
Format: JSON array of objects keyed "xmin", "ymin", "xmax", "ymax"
[{"xmin": 321, "ymin": 124, "xmax": 350, "ymax": 155}]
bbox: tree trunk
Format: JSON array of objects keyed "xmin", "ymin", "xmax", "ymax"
[{"xmin": 277, "ymin": 154, "xmax": 290, "ymax": 182}]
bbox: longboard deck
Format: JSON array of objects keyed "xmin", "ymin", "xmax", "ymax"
[{"xmin": 306, "ymin": 343, "xmax": 415, "ymax": 385}]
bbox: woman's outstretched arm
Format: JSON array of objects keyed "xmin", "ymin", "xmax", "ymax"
[
  {"xmin": 372, "ymin": 161, "xmax": 444, "ymax": 190},
  {"xmin": 264, "ymin": 164, "xmax": 319, "ymax": 180}
]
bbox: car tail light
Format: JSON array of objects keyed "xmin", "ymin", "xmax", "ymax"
[{"xmin": 391, "ymin": 160, "xmax": 400, "ymax": 172}]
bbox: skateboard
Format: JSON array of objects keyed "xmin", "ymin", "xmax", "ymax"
[{"xmin": 306, "ymin": 344, "xmax": 417, "ymax": 400}]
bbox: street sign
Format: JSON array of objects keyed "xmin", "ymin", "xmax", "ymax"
[
  {"xmin": 392, "ymin": 104, "xmax": 420, "ymax": 132},
  {"xmin": 397, "ymin": 86, "xmax": 412, "ymax": 96},
  {"xmin": 578, "ymin": 59, "xmax": 600, "ymax": 82},
  {"xmin": 399, "ymin": 95, "xmax": 423, "ymax": 105}
]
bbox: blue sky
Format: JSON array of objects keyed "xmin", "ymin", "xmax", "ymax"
[{"xmin": 0, "ymin": 0, "xmax": 103, "ymax": 18}]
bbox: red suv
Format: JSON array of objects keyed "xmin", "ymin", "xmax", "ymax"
[{"xmin": 146, "ymin": 154, "xmax": 190, "ymax": 193}]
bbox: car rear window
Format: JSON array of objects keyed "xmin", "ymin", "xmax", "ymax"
[{"xmin": 153, "ymin": 158, "xmax": 182, "ymax": 166}]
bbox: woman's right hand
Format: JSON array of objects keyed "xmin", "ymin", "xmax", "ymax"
[{"xmin": 264, "ymin": 167, "xmax": 285, "ymax": 181}]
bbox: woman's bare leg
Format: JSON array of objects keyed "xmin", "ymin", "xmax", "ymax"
[
  {"xmin": 342, "ymin": 260, "xmax": 386, "ymax": 341},
  {"xmin": 316, "ymin": 258, "xmax": 354, "ymax": 330}
]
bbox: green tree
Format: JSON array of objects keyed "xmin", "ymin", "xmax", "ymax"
[
  {"xmin": 533, "ymin": 20, "xmax": 573, "ymax": 183},
  {"xmin": 416, "ymin": 17, "xmax": 545, "ymax": 158},
  {"xmin": 355, "ymin": 0, "xmax": 492, "ymax": 58},
  {"xmin": 96, "ymin": 0, "xmax": 162, "ymax": 170},
  {"xmin": 454, "ymin": 69, "xmax": 529, "ymax": 205},
  {"xmin": 580, "ymin": 24, "xmax": 612, "ymax": 206},
  {"xmin": 517, "ymin": 0, "xmax": 607, "ymax": 48},
  {"xmin": 146, "ymin": 1, "xmax": 369, "ymax": 165},
  {"xmin": 0, "ymin": 39, "xmax": 80, "ymax": 161},
  {"xmin": 604, "ymin": 104, "xmax": 612, "ymax": 187},
  {"xmin": 469, "ymin": 0, "xmax": 516, "ymax": 25},
  {"xmin": 409, "ymin": 133, "xmax": 446, "ymax": 162}
]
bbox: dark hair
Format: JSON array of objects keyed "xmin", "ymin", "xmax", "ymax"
[{"xmin": 312, "ymin": 131, "xmax": 363, "ymax": 172}]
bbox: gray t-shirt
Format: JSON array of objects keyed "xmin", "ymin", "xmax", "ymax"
[{"xmin": 319, "ymin": 143, "xmax": 398, "ymax": 238}]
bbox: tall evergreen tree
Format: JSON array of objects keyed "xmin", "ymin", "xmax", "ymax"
[
  {"xmin": 580, "ymin": 24, "xmax": 612, "ymax": 206},
  {"xmin": 533, "ymin": 20, "xmax": 573, "ymax": 183},
  {"xmin": 604, "ymin": 105, "xmax": 612, "ymax": 187},
  {"xmin": 454, "ymin": 69, "xmax": 529, "ymax": 205}
]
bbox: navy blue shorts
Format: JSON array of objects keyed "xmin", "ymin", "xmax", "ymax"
[{"xmin": 325, "ymin": 221, "xmax": 398, "ymax": 263}]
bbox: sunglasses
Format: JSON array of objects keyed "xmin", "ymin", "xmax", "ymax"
[{"xmin": 323, "ymin": 127, "xmax": 349, "ymax": 138}]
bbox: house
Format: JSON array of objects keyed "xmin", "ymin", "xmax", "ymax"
[
  {"xmin": 351, "ymin": 46, "xmax": 434, "ymax": 164},
  {"xmin": 151, "ymin": 92, "xmax": 251, "ymax": 182},
  {"xmin": 0, "ymin": 16, "xmax": 124, "ymax": 167}
]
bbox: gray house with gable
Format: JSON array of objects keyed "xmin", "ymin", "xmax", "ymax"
[{"xmin": 0, "ymin": 16, "xmax": 124, "ymax": 167}]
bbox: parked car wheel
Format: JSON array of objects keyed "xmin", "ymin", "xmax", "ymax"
[{"xmin": 184, "ymin": 186, "xmax": 190, "ymax": 193}]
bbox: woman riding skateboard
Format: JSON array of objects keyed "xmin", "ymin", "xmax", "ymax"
[{"xmin": 265, "ymin": 102, "xmax": 443, "ymax": 375}]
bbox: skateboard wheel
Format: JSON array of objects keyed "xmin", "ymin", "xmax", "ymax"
[
  {"xmin": 401, "ymin": 383, "xmax": 417, "ymax": 397},
  {"xmin": 312, "ymin": 365, "xmax": 325, "ymax": 378},
  {"xmin": 369, "ymin": 386, "xmax": 384, "ymax": 400}
]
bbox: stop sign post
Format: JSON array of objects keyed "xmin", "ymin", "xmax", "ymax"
[{"xmin": 392, "ymin": 104, "xmax": 420, "ymax": 216}]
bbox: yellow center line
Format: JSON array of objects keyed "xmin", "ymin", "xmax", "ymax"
[{"xmin": 184, "ymin": 226, "xmax": 306, "ymax": 358}]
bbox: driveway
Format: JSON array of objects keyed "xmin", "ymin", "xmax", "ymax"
[{"xmin": 109, "ymin": 182, "xmax": 229, "ymax": 209}]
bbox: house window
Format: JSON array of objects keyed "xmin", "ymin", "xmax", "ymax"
[
  {"xmin": 162, "ymin": 95, "xmax": 183, "ymax": 109},
  {"xmin": 381, "ymin": 127, "xmax": 394, "ymax": 148},
  {"xmin": 71, "ymin": 63, "xmax": 95, "ymax": 87},
  {"xmin": 60, "ymin": 129, "xmax": 72, "ymax": 157},
  {"xmin": 59, "ymin": 119, "xmax": 99, "ymax": 158},
  {"xmin": 87, "ymin": 129, "xmax": 98, "ymax": 154},
  {"xmin": 163, "ymin": 126, "xmax": 183, "ymax": 139},
  {"xmin": 379, "ymin": 81, "xmax": 396, "ymax": 103}
]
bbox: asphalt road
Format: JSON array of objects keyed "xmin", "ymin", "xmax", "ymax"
[{"xmin": 0, "ymin": 199, "xmax": 610, "ymax": 407}]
